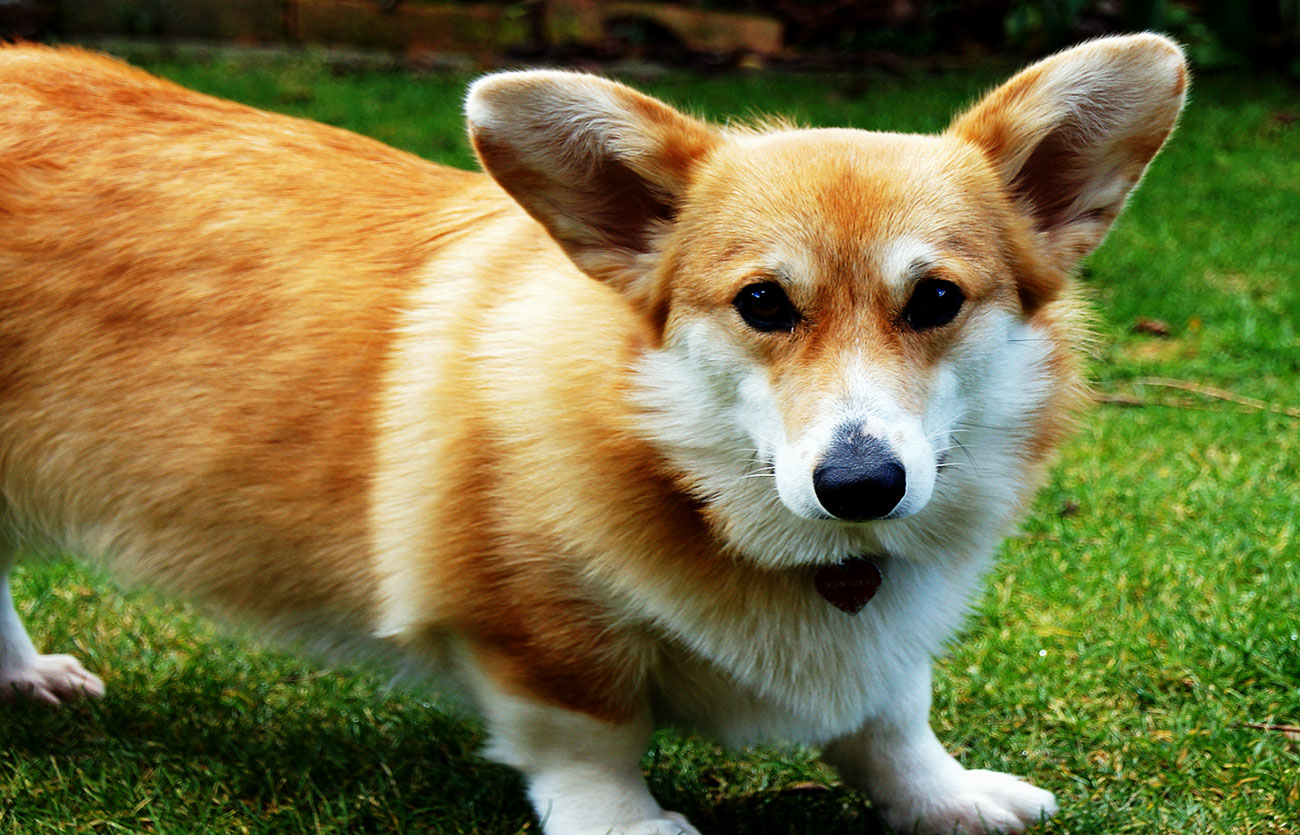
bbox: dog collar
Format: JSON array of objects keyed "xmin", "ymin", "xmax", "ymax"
[{"xmin": 814, "ymin": 557, "xmax": 883, "ymax": 615}]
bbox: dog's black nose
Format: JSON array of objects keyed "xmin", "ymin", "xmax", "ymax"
[{"xmin": 813, "ymin": 432, "xmax": 906, "ymax": 521}]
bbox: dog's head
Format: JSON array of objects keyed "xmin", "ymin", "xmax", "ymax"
[{"xmin": 467, "ymin": 35, "xmax": 1186, "ymax": 567}]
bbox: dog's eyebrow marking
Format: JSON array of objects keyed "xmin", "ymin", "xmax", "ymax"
[
  {"xmin": 877, "ymin": 237, "xmax": 938, "ymax": 291},
  {"xmin": 905, "ymin": 258, "xmax": 934, "ymax": 281},
  {"xmin": 766, "ymin": 249, "xmax": 814, "ymax": 291}
]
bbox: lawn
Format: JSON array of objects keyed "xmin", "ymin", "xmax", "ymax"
[{"xmin": 1, "ymin": 46, "xmax": 1297, "ymax": 834}]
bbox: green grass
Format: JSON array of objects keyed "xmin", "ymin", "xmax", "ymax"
[{"xmin": 2, "ymin": 50, "xmax": 1297, "ymax": 834}]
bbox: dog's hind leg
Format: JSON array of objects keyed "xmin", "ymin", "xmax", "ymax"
[{"xmin": 0, "ymin": 545, "xmax": 105, "ymax": 705}]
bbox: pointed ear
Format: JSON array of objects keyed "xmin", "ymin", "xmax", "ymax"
[
  {"xmin": 948, "ymin": 33, "xmax": 1188, "ymax": 272},
  {"xmin": 466, "ymin": 70, "xmax": 721, "ymax": 285}
]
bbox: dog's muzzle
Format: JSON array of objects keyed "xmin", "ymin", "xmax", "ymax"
[{"xmin": 812, "ymin": 430, "xmax": 906, "ymax": 521}]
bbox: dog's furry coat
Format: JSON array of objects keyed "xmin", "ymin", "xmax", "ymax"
[{"xmin": 0, "ymin": 36, "xmax": 1186, "ymax": 834}]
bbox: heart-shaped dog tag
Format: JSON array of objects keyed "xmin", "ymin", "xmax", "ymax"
[{"xmin": 813, "ymin": 558, "xmax": 883, "ymax": 615}]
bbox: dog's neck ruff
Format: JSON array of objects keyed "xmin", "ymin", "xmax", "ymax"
[{"xmin": 813, "ymin": 557, "xmax": 883, "ymax": 615}]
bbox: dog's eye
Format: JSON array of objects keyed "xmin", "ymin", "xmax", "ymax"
[
  {"xmin": 734, "ymin": 282, "xmax": 799, "ymax": 333},
  {"xmin": 902, "ymin": 279, "xmax": 964, "ymax": 331}
]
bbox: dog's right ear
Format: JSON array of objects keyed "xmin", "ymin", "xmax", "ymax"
[
  {"xmin": 466, "ymin": 71, "xmax": 721, "ymax": 287},
  {"xmin": 947, "ymin": 34, "xmax": 1187, "ymax": 309}
]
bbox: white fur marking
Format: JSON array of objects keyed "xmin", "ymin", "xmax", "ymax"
[
  {"xmin": 877, "ymin": 236, "xmax": 938, "ymax": 293},
  {"xmin": 464, "ymin": 651, "xmax": 700, "ymax": 835},
  {"xmin": 0, "ymin": 559, "xmax": 105, "ymax": 704}
]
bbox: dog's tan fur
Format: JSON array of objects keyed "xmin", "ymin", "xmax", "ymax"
[{"xmin": 0, "ymin": 38, "xmax": 1186, "ymax": 834}]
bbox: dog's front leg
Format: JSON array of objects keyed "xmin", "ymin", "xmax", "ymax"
[
  {"xmin": 0, "ymin": 551, "xmax": 105, "ymax": 705},
  {"xmin": 464, "ymin": 652, "xmax": 698, "ymax": 835},
  {"xmin": 821, "ymin": 664, "xmax": 1056, "ymax": 834}
]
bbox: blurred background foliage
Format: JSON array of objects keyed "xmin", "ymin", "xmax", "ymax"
[
  {"xmin": 690, "ymin": 0, "xmax": 1300, "ymax": 70},
  {"xmin": 1, "ymin": 1, "xmax": 1297, "ymax": 74}
]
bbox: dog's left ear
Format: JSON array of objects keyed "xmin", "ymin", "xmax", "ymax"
[
  {"xmin": 466, "ymin": 71, "xmax": 721, "ymax": 288},
  {"xmin": 948, "ymin": 34, "xmax": 1188, "ymax": 301}
]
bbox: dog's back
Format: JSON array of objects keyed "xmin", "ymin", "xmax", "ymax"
[{"xmin": 0, "ymin": 46, "xmax": 483, "ymax": 621}]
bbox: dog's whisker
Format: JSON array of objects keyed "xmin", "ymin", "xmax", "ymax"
[
  {"xmin": 950, "ymin": 437, "xmax": 984, "ymax": 477},
  {"xmin": 955, "ymin": 421, "xmax": 1003, "ymax": 432},
  {"xmin": 927, "ymin": 410, "xmax": 970, "ymax": 439}
]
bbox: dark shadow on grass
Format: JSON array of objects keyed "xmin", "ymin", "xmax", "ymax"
[
  {"xmin": 677, "ymin": 785, "xmax": 892, "ymax": 835},
  {"xmin": 0, "ymin": 666, "xmax": 534, "ymax": 833},
  {"xmin": 3, "ymin": 661, "xmax": 898, "ymax": 833}
]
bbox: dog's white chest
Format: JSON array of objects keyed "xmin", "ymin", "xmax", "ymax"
[
  {"xmin": 643, "ymin": 554, "xmax": 983, "ymax": 747},
  {"xmin": 651, "ymin": 635, "xmax": 886, "ymax": 746}
]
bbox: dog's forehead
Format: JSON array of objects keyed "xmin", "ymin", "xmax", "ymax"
[{"xmin": 689, "ymin": 128, "xmax": 998, "ymax": 284}]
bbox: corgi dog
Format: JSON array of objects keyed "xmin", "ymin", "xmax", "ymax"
[{"xmin": 0, "ymin": 35, "xmax": 1185, "ymax": 834}]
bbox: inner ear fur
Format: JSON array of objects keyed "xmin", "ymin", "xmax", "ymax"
[
  {"xmin": 948, "ymin": 33, "xmax": 1188, "ymax": 304},
  {"xmin": 466, "ymin": 70, "xmax": 721, "ymax": 287}
]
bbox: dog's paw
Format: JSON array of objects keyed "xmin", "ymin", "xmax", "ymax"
[
  {"xmin": 884, "ymin": 769, "xmax": 1057, "ymax": 834},
  {"xmin": 0, "ymin": 653, "xmax": 105, "ymax": 705}
]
